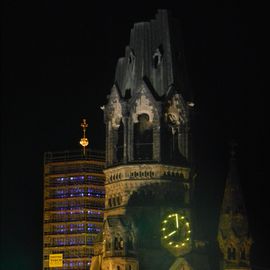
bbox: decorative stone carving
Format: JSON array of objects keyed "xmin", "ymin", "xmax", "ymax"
[
  {"xmin": 104, "ymin": 164, "xmax": 190, "ymax": 184},
  {"xmin": 165, "ymin": 94, "xmax": 185, "ymax": 127},
  {"xmin": 131, "ymin": 85, "xmax": 155, "ymax": 123},
  {"xmin": 106, "ymin": 85, "xmax": 123, "ymax": 129}
]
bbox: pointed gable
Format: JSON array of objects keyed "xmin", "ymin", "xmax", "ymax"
[{"xmin": 129, "ymin": 81, "xmax": 159, "ymax": 124}]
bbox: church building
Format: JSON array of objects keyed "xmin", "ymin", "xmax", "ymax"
[{"xmin": 89, "ymin": 9, "xmax": 252, "ymax": 270}]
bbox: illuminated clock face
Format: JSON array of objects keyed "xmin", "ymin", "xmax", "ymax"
[{"xmin": 161, "ymin": 213, "xmax": 192, "ymax": 256}]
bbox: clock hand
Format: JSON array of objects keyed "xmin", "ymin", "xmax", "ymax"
[
  {"xmin": 175, "ymin": 214, "xmax": 179, "ymax": 228},
  {"xmin": 164, "ymin": 230, "xmax": 177, "ymax": 239},
  {"xmin": 167, "ymin": 230, "xmax": 177, "ymax": 237}
]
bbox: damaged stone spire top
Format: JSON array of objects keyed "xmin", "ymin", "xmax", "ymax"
[{"xmin": 114, "ymin": 9, "xmax": 189, "ymax": 98}]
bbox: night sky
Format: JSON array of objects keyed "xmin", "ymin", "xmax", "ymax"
[{"xmin": 1, "ymin": 1, "xmax": 267, "ymax": 269}]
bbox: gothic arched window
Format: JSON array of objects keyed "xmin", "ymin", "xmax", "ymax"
[
  {"xmin": 163, "ymin": 125, "xmax": 181, "ymax": 162},
  {"xmin": 116, "ymin": 196, "xmax": 121, "ymax": 205},
  {"xmin": 114, "ymin": 235, "xmax": 124, "ymax": 250},
  {"xmin": 240, "ymin": 247, "xmax": 246, "ymax": 260},
  {"xmin": 133, "ymin": 113, "xmax": 153, "ymax": 160},
  {"xmin": 227, "ymin": 246, "xmax": 236, "ymax": 260},
  {"xmin": 127, "ymin": 236, "xmax": 133, "ymax": 250}
]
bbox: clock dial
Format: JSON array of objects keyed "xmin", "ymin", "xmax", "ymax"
[{"xmin": 161, "ymin": 213, "xmax": 192, "ymax": 256}]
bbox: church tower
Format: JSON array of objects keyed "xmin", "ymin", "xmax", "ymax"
[
  {"xmin": 217, "ymin": 146, "xmax": 252, "ymax": 270},
  {"xmin": 91, "ymin": 10, "xmax": 209, "ymax": 270}
]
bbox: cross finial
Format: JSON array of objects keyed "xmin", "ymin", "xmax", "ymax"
[{"xmin": 80, "ymin": 119, "xmax": 89, "ymax": 155}]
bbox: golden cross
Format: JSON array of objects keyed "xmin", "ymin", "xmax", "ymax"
[{"xmin": 80, "ymin": 119, "xmax": 89, "ymax": 155}]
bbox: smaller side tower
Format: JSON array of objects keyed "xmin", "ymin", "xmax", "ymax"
[
  {"xmin": 217, "ymin": 146, "xmax": 252, "ymax": 270},
  {"xmin": 101, "ymin": 216, "xmax": 138, "ymax": 270}
]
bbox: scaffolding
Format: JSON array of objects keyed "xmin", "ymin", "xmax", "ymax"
[{"xmin": 43, "ymin": 149, "xmax": 105, "ymax": 270}]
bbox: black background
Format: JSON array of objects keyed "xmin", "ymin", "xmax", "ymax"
[{"xmin": 1, "ymin": 0, "xmax": 267, "ymax": 269}]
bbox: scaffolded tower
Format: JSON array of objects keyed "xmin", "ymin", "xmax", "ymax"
[{"xmin": 43, "ymin": 149, "xmax": 105, "ymax": 270}]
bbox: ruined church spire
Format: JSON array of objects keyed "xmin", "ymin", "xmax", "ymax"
[{"xmin": 114, "ymin": 9, "xmax": 189, "ymax": 99}]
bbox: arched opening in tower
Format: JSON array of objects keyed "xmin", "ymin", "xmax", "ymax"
[{"xmin": 133, "ymin": 113, "xmax": 153, "ymax": 161}]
